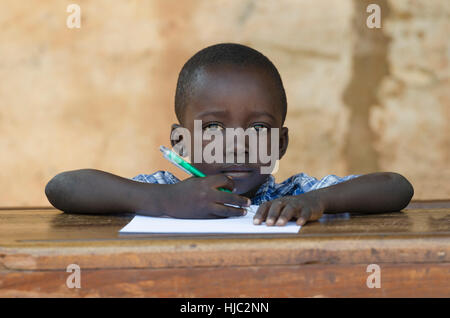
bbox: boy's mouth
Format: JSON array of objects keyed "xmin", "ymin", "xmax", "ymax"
[{"xmin": 221, "ymin": 165, "xmax": 254, "ymax": 179}]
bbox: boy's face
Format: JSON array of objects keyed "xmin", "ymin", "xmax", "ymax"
[{"xmin": 173, "ymin": 64, "xmax": 289, "ymax": 198}]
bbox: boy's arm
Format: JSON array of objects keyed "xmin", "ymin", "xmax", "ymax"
[
  {"xmin": 45, "ymin": 169, "xmax": 250, "ymax": 217},
  {"xmin": 312, "ymin": 172, "xmax": 414, "ymax": 213},
  {"xmin": 254, "ymin": 172, "xmax": 414, "ymax": 226},
  {"xmin": 45, "ymin": 169, "xmax": 168, "ymax": 215}
]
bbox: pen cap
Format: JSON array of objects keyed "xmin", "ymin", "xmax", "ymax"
[{"xmin": 159, "ymin": 146, "xmax": 231, "ymax": 192}]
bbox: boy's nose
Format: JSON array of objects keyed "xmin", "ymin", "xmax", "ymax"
[{"xmin": 224, "ymin": 135, "xmax": 250, "ymax": 163}]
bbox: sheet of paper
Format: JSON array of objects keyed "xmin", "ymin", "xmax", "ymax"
[{"xmin": 119, "ymin": 205, "xmax": 301, "ymax": 234}]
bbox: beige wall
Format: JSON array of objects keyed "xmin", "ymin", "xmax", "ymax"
[{"xmin": 0, "ymin": 0, "xmax": 449, "ymax": 206}]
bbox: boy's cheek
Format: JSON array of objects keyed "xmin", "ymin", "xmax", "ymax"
[{"xmin": 187, "ymin": 138, "xmax": 275, "ymax": 163}]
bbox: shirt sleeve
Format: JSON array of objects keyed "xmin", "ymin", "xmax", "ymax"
[
  {"xmin": 132, "ymin": 171, "xmax": 180, "ymax": 184},
  {"xmin": 306, "ymin": 174, "xmax": 361, "ymax": 192}
]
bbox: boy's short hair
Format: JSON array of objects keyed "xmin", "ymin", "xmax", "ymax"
[{"xmin": 175, "ymin": 43, "xmax": 287, "ymax": 124}]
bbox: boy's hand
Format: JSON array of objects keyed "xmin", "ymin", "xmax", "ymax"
[
  {"xmin": 253, "ymin": 193, "xmax": 325, "ymax": 226},
  {"xmin": 164, "ymin": 174, "xmax": 251, "ymax": 219}
]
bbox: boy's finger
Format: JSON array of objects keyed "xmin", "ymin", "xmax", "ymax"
[
  {"xmin": 206, "ymin": 174, "xmax": 235, "ymax": 191},
  {"xmin": 296, "ymin": 207, "xmax": 312, "ymax": 226},
  {"xmin": 253, "ymin": 202, "xmax": 270, "ymax": 225},
  {"xmin": 275, "ymin": 204, "xmax": 296, "ymax": 226},
  {"xmin": 266, "ymin": 200, "xmax": 285, "ymax": 226},
  {"xmin": 212, "ymin": 204, "xmax": 247, "ymax": 218},
  {"xmin": 215, "ymin": 191, "xmax": 251, "ymax": 208}
]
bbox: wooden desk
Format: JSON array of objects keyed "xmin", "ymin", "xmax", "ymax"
[{"xmin": 0, "ymin": 203, "xmax": 449, "ymax": 297}]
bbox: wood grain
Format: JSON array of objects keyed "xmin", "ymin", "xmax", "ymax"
[
  {"xmin": 1, "ymin": 263, "xmax": 449, "ymax": 297},
  {"xmin": 0, "ymin": 207, "xmax": 449, "ymax": 297}
]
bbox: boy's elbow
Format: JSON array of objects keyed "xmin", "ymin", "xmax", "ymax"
[
  {"xmin": 45, "ymin": 174, "xmax": 61, "ymax": 208},
  {"xmin": 45, "ymin": 172, "xmax": 73, "ymax": 211},
  {"xmin": 388, "ymin": 172, "xmax": 414, "ymax": 210}
]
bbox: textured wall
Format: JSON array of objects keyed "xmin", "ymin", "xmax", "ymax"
[{"xmin": 0, "ymin": 0, "xmax": 448, "ymax": 206}]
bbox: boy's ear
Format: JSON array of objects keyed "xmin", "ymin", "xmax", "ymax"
[{"xmin": 279, "ymin": 127, "xmax": 289, "ymax": 159}]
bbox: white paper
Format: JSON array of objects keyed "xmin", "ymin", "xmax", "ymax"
[{"xmin": 119, "ymin": 205, "xmax": 301, "ymax": 234}]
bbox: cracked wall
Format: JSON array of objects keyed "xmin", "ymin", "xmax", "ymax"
[{"xmin": 0, "ymin": 0, "xmax": 448, "ymax": 205}]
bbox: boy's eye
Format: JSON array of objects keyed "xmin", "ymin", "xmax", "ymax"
[
  {"xmin": 250, "ymin": 124, "xmax": 268, "ymax": 132},
  {"xmin": 203, "ymin": 123, "xmax": 224, "ymax": 131}
]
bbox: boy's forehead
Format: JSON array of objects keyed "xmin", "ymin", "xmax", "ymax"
[{"xmin": 185, "ymin": 65, "xmax": 283, "ymax": 123}]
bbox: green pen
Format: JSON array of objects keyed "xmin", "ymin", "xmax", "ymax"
[{"xmin": 159, "ymin": 145, "xmax": 232, "ymax": 193}]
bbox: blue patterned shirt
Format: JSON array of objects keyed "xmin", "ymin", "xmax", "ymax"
[{"xmin": 132, "ymin": 171, "xmax": 360, "ymax": 205}]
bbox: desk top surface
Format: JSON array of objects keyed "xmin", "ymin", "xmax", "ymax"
[
  {"xmin": 1, "ymin": 205, "xmax": 449, "ymax": 270},
  {"xmin": 1, "ymin": 206, "xmax": 449, "ymax": 245}
]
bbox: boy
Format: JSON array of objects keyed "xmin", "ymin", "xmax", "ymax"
[{"xmin": 45, "ymin": 43, "xmax": 414, "ymax": 226}]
